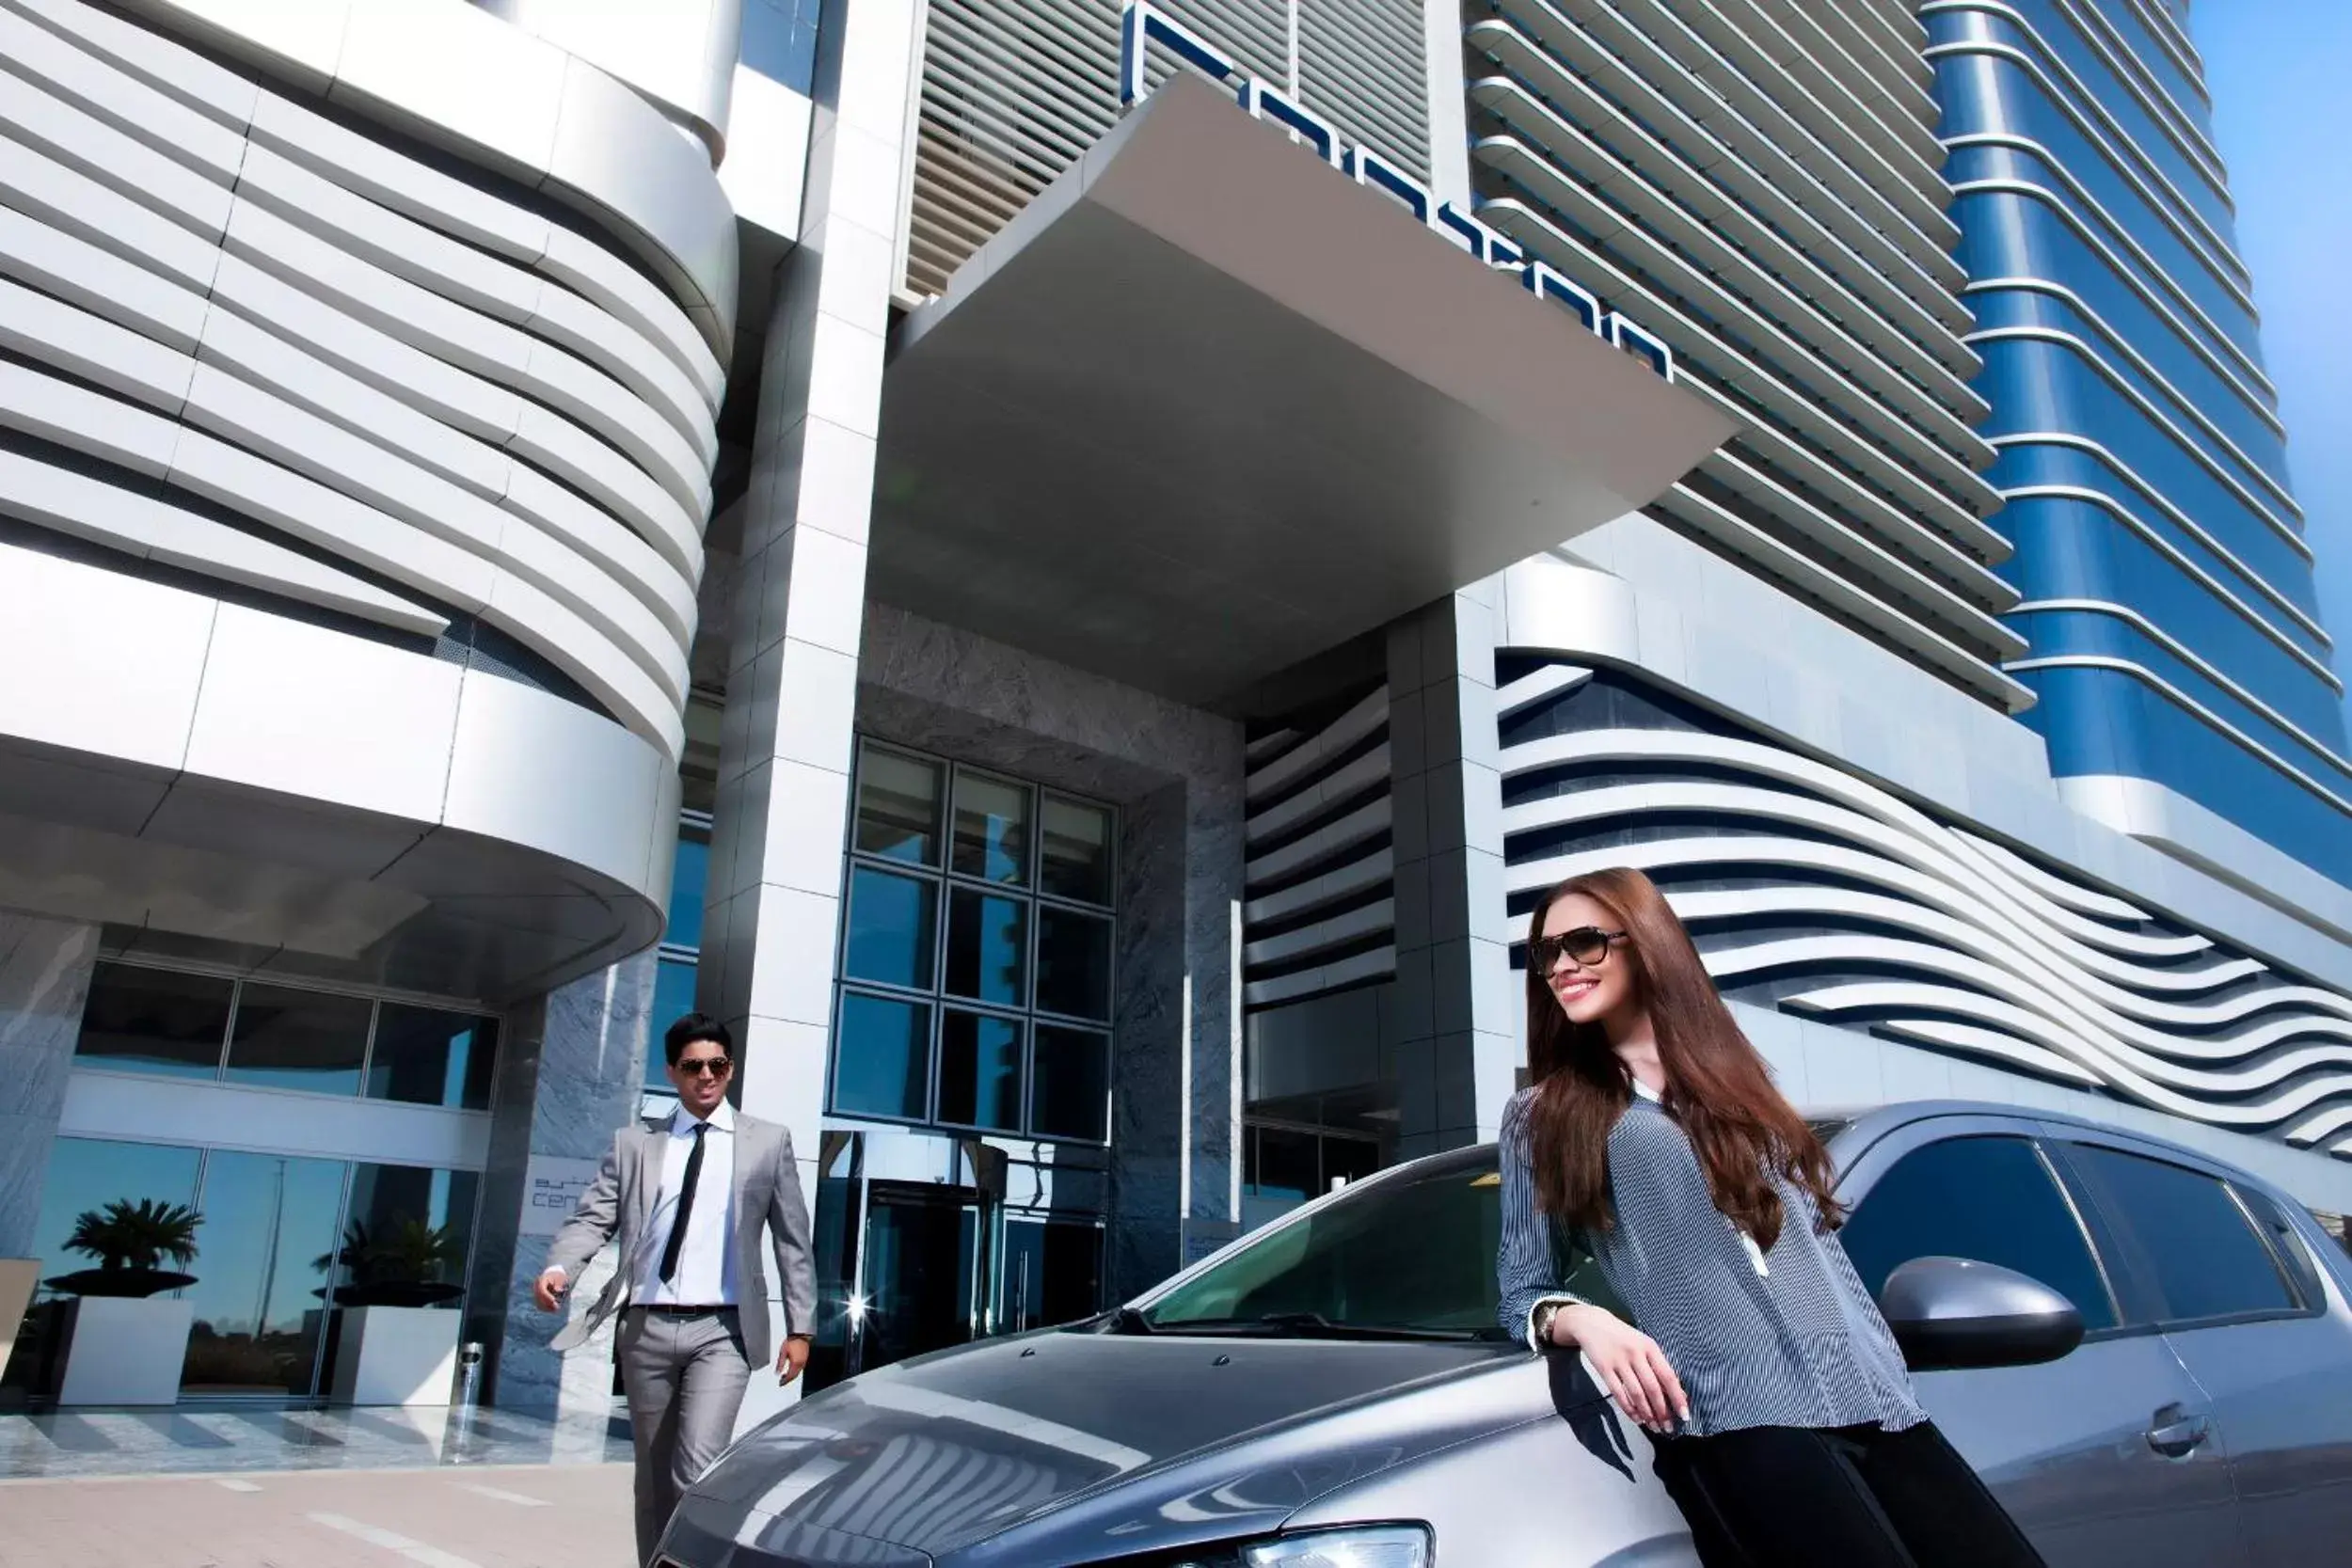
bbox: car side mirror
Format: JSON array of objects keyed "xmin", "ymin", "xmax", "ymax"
[{"xmin": 1877, "ymin": 1257, "xmax": 2084, "ymax": 1373}]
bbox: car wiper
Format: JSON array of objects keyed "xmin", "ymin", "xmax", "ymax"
[
  {"xmin": 1099, "ymin": 1306, "xmax": 1154, "ymax": 1335},
  {"xmin": 1144, "ymin": 1311, "xmax": 1486, "ymax": 1342}
]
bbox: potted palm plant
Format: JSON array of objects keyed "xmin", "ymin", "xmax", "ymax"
[
  {"xmin": 46, "ymin": 1197, "xmax": 203, "ymax": 1406},
  {"xmin": 321, "ymin": 1212, "xmax": 469, "ymax": 1406}
]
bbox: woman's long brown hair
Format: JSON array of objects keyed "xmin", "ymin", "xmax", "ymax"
[{"xmin": 1522, "ymin": 867, "xmax": 1841, "ymax": 1250}]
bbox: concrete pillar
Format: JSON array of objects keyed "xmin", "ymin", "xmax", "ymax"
[
  {"xmin": 1387, "ymin": 586, "xmax": 1518, "ymax": 1159},
  {"xmin": 471, "ymin": 953, "xmax": 654, "ymax": 1420},
  {"xmin": 700, "ymin": 0, "xmax": 922, "ymax": 1433},
  {"xmin": 0, "ymin": 912, "xmax": 99, "ymax": 1259}
]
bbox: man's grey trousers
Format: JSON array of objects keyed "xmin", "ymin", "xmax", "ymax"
[{"xmin": 616, "ymin": 1306, "xmax": 754, "ymax": 1565}]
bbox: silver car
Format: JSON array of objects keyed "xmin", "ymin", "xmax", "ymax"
[{"xmin": 658, "ymin": 1101, "xmax": 2352, "ymax": 1567}]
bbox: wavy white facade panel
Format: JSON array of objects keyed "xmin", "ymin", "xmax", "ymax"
[
  {"xmin": 1500, "ymin": 718, "xmax": 2352, "ymax": 1154},
  {"xmin": 0, "ymin": 0, "xmax": 719, "ymax": 763},
  {"xmin": 1242, "ymin": 685, "xmax": 1399, "ymax": 1007}
]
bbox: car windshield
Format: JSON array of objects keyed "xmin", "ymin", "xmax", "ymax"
[{"xmin": 1134, "ymin": 1148, "xmax": 1515, "ymax": 1339}]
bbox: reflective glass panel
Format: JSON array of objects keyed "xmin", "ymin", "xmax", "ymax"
[
  {"xmin": 856, "ymin": 748, "xmax": 945, "ymax": 866},
  {"xmin": 668, "ymin": 825, "xmax": 710, "ymax": 952},
  {"xmin": 2, "ymin": 1137, "xmax": 206, "ymax": 1394},
  {"xmin": 224, "ymin": 984, "xmax": 371, "ymax": 1096},
  {"xmin": 647, "ymin": 956, "xmax": 699, "ymax": 1089},
  {"xmin": 845, "ymin": 868, "xmax": 938, "ymax": 990},
  {"xmin": 1326, "ymin": 1135, "xmax": 1382, "ymax": 1190},
  {"xmin": 74, "ymin": 963, "xmax": 231, "ymax": 1079},
  {"xmin": 945, "ymin": 889, "xmax": 1026, "ymax": 1006},
  {"xmin": 1251, "ymin": 1127, "xmax": 1320, "ymax": 1202},
  {"xmin": 1039, "ymin": 797, "xmax": 1113, "ymax": 905},
  {"xmin": 180, "ymin": 1151, "xmax": 347, "ymax": 1395},
  {"xmin": 951, "ymin": 771, "xmax": 1030, "ymax": 884},
  {"xmin": 1035, "ymin": 906, "xmax": 1111, "ymax": 1022},
  {"xmin": 938, "ymin": 1011, "xmax": 1023, "ymax": 1132},
  {"xmin": 833, "ymin": 992, "xmax": 931, "ymax": 1120},
  {"xmin": 1029, "ymin": 1026, "xmax": 1108, "ymax": 1142},
  {"xmin": 367, "ymin": 1006, "xmax": 499, "ymax": 1110},
  {"xmin": 331, "ymin": 1164, "xmax": 479, "ymax": 1309},
  {"xmin": 1001, "ymin": 1219, "xmax": 1104, "ymax": 1333}
]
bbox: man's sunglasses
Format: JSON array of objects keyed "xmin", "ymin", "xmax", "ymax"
[
  {"xmin": 675, "ymin": 1056, "xmax": 734, "ymax": 1079},
  {"xmin": 1528, "ymin": 927, "xmax": 1628, "ymax": 971}
]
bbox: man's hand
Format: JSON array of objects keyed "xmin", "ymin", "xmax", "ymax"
[
  {"xmin": 532, "ymin": 1266, "xmax": 568, "ymax": 1313},
  {"xmin": 777, "ymin": 1334, "xmax": 812, "ymax": 1386}
]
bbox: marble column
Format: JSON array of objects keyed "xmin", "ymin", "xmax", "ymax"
[
  {"xmin": 1388, "ymin": 587, "xmax": 1518, "ymax": 1159},
  {"xmin": 470, "ymin": 952, "xmax": 654, "ymax": 1417},
  {"xmin": 701, "ymin": 0, "xmax": 922, "ymax": 1437},
  {"xmin": 0, "ymin": 912, "xmax": 99, "ymax": 1259}
]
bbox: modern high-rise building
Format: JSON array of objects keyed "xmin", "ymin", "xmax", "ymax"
[{"xmin": 3, "ymin": 0, "xmax": 2351, "ymax": 1443}]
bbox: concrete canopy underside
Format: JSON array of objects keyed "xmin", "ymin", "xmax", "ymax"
[{"xmin": 872, "ymin": 76, "xmax": 1736, "ymax": 711}]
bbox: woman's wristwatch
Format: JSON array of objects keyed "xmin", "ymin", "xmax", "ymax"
[{"xmin": 1533, "ymin": 1300, "xmax": 1565, "ymax": 1347}]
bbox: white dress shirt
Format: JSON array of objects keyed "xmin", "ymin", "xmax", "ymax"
[{"xmin": 636, "ymin": 1100, "xmax": 739, "ymax": 1307}]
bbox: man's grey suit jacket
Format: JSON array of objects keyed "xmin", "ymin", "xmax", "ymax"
[{"xmin": 542, "ymin": 1111, "xmax": 817, "ymax": 1365}]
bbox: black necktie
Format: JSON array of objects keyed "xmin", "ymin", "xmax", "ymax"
[{"xmin": 658, "ymin": 1122, "xmax": 708, "ymax": 1285}]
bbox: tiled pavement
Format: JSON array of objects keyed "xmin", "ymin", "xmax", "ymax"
[
  {"xmin": 0, "ymin": 1402, "xmax": 634, "ymax": 1481},
  {"xmin": 0, "ymin": 1461, "xmax": 638, "ymax": 1567}
]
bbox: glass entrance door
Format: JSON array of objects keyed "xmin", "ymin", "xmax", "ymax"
[{"xmin": 852, "ymin": 1182, "xmax": 993, "ymax": 1375}]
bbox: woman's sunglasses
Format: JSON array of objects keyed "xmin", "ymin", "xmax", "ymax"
[{"xmin": 1528, "ymin": 926, "xmax": 1628, "ymax": 971}]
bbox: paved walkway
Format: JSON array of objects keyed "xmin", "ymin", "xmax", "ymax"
[
  {"xmin": 0, "ymin": 1403, "xmax": 633, "ymax": 1481},
  {"xmin": 0, "ymin": 1463, "xmax": 638, "ymax": 1567}
]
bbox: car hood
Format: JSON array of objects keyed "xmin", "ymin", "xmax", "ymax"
[{"xmin": 678, "ymin": 1328, "xmax": 1537, "ymax": 1563}]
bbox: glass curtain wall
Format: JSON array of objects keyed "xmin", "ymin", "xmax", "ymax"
[{"xmin": 832, "ymin": 741, "xmax": 1116, "ymax": 1146}]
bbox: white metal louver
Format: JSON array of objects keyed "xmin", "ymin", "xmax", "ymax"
[{"xmin": 907, "ymin": 0, "xmax": 1428, "ymax": 299}]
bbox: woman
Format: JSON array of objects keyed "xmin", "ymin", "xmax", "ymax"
[{"xmin": 1496, "ymin": 867, "xmax": 2045, "ymax": 1568}]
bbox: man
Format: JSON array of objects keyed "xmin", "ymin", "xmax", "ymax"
[{"xmin": 534, "ymin": 1013, "xmax": 817, "ymax": 1566}]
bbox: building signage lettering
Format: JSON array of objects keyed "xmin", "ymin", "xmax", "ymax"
[{"xmin": 1119, "ymin": 2, "xmax": 1674, "ymax": 382}]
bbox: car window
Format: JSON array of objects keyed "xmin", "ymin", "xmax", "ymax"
[
  {"xmin": 2061, "ymin": 1145, "xmax": 2297, "ymax": 1324},
  {"xmin": 1143, "ymin": 1151, "xmax": 1518, "ymax": 1336},
  {"xmin": 2237, "ymin": 1187, "xmax": 2326, "ymax": 1308},
  {"xmin": 1837, "ymin": 1135, "xmax": 2118, "ymax": 1331}
]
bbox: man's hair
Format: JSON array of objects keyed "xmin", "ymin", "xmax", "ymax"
[{"xmin": 663, "ymin": 1012, "xmax": 734, "ymax": 1067}]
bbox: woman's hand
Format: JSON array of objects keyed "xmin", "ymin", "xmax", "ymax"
[{"xmin": 1549, "ymin": 1303, "xmax": 1691, "ymax": 1433}]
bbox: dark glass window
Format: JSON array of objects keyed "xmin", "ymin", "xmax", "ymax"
[
  {"xmin": 1002, "ymin": 1219, "xmax": 1104, "ymax": 1332},
  {"xmin": 1030, "ymin": 1025, "xmax": 1109, "ymax": 1142},
  {"xmin": 833, "ymin": 993, "xmax": 931, "ymax": 1120},
  {"xmin": 856, "ymin": 748, "xmax": 944, "ymax": 866},
  {"xmin": 74, "ymin": 963, "xmax": 231, "ymax": 1079},
  {"xmin": 648, "ymin": 955, "xmax": 699, "ymax": 1085},
  {"xmin": 180, "ymin": 1150, "xmax": 346, "ymax": 1395},
  {"xmin": 945, "ymin": 888, "xmax": 1026, "ymax": 1006},
  {"xmin": 937, "ymin": 1011, "xmax": 1023, "ymax": 1132},
  {"xmin": 1147, "ymin": 1151, "xmax": 1505, "ymax": 1336},
  {"xmin": 1035, "ymin": 906, "xmax": 1111, "ymax": 1021},
  {"xmin": 845, "ymin": 867, "xmax": 938, "ymax": 990},
  {"xmin": 223, "ymin": 984, "xmax": 372, "ymax": 1097},
  {"xmin": 334, "ymin": 1163, "xmax": 479, "ymax": 1308},
  {"xmin": 367, "ymin": 1006, "xmax": 498, "ymax": 1110},
  {"xmin": 2065, "ymin": 1146, "xmax": 2296, "ymax": 1323},
  {"xmin": 1252, "ymin": 1127, "xmax": 1322, "ymax": 1203},
  {"xmin": 667, "ymin": 823, "xmax": 710, "ymax": 951},
  {"xmin": 1040, "ymin": 797, "xmax": 1113, "ymax": 904},
  {"xmin": 1326, "ymin": 1135, "xmax": 1382, "ymax": 1189},
  {"xmin": 952, "ymin": 771, "xmax": 1030, "ymax": 884},
  {"xmin": 1838, "ymin": 1136, "xmax": 2117, "ymax": 1331},
  {"xmin": 835, "ymin": 745, "xmax": 1113, "ymax": 1142}
]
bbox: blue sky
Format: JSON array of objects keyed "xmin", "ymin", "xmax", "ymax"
[{"xmin": 2194, "ymin": 0, "xmax": 2352, "ymax": 736}]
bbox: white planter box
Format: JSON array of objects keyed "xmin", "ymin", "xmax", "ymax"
[
  {"xmin": 329, "ymin": 1306, "xmax": 461, "ymax": 1405},
  {"xmin": 56, "ymin": 1295, "xmax": 193, "ymax": 1406}
]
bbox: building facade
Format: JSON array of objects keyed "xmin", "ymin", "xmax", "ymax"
[{"xmin": 4, "ymin": 0, "xmax": 2352, "ymax": 1437}]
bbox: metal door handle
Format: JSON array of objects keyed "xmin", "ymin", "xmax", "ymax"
[{"xmin": 2146, "ymin": 1412, "xmax": 2211, "ymax": 1458}]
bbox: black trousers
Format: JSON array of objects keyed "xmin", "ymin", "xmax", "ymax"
[{"xmin": 1651, "ymin": 1420, "xmax": 2048, "ymax": 1568}]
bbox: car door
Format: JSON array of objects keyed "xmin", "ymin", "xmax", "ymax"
[
  {"xmin": 1833, "ymin": 1118, "xmax": 2247, "ymax": 1568},
  {"xmin": 2051, "ymin": 1135, "xmax": 2352, "ymax": 1563}
]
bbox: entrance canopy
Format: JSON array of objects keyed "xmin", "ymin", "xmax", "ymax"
[{"xmin": 871, "ymin": 75, "xmax": 1735, "ymax": 710}]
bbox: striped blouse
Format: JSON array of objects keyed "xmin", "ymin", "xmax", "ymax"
[{"xmin": 1496, "ymin": 1079, "xmax": 1926, "ymax": 1438}]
